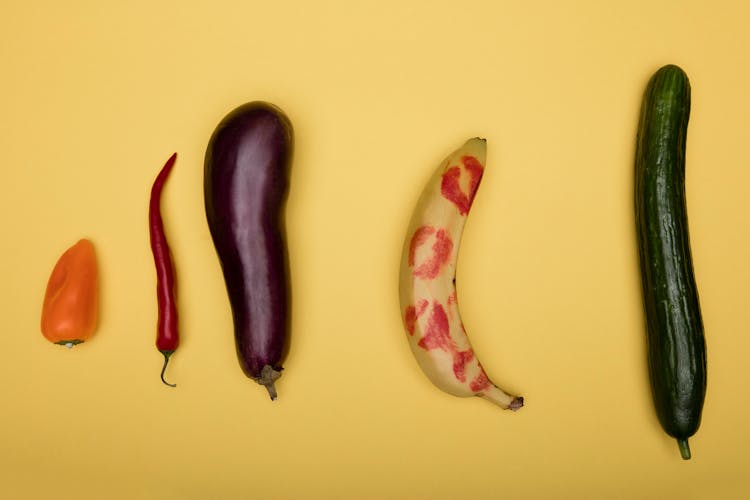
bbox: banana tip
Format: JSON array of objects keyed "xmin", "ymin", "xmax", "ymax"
[{"xmin": 509, "ymin": 396, "xmax": 524, "ymax": 411}]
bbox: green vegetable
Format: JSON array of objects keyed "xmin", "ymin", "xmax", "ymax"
[{"xmin": 635, "ymin": 64, "xmax": 707, "ymax": 460}]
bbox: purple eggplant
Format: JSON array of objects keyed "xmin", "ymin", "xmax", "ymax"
[{"xmin": 204, "ymin": 101, "xmax": 293, "ymax": 400}]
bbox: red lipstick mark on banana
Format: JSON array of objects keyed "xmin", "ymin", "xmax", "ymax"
[
  {"xmin": 441, "ymin": 155, "xmax": 484, "ymax": 215},
  {"xmin": 399, "ymin": 138, "xmax": 523, "ymax": 411},
  {"xmin": 418, "ymin": 301, "xmax": 475, "ymax": 382},
  {"xmin": 405, "ymin": 299, "xmax": 428, "ymax": 336},
  {"xmin": 408, "ymin": 226, "xmax": 454, "ymax": 280}
]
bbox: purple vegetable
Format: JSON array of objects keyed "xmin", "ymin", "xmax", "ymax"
[{"xmin": 204, "ymin": 101, "xmax": 293, "ymax": 400}]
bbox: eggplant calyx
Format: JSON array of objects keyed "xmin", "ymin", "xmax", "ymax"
[{"xmin": 256, "ymin": 365, "xmax": 282, "ymax": 400}]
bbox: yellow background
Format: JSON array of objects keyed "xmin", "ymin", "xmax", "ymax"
[{"xmin": 2, "ymin": 1, "xmax": 749, "ymax": 498}]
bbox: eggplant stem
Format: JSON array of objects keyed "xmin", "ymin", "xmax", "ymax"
[
  {"xmin": 257, "ymin": 365, "xmax": 282, "ymax": 400},
  {"xmin": 160, "ymin": 351, "xmax": 177, "ymax": 387},
  {"xmin": 263, "ymin": 382, "xmax": 278, "ymax": 400}
]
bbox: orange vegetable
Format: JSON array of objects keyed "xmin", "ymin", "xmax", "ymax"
[{"xmin": 40, "ymin": 239, "xmax": 99, "ymax": 348}]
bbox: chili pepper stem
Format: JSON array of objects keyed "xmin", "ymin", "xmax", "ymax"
[{"xmin": 160, "ymin": 350, "xmax": 177, "ymax": 387}]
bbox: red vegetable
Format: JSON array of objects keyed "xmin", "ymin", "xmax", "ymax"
[{"xmin": 149, "ymin": 152, "xmax": 179, "ymax": 387}]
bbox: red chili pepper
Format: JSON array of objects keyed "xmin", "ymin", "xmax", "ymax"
[{"xmin": 149, "ymin": 152, "xmax": 179, "ymax": 387}]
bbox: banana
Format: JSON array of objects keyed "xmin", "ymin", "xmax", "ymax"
[{"xmin": 399, "ymin": 138, "xmax": 523, "ymax": 411}]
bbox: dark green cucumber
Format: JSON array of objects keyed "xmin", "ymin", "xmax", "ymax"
[{"xmin": 634, "ymin": 64, "xmax": 707, "ymax": 460}]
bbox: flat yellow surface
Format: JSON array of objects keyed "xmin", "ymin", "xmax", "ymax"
[{"xmin": 2, "ymin": 1, "xmax": 749, "ymax": 498}]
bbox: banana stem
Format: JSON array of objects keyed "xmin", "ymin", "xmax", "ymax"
[{"xmin": 478, "ymin": 385, "xmax": 524, "ymax": 411}]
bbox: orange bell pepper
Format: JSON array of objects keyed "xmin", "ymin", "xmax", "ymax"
[{"xmin": 40, "ymin": 239, "xmax": 99, "ymax": 348}]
